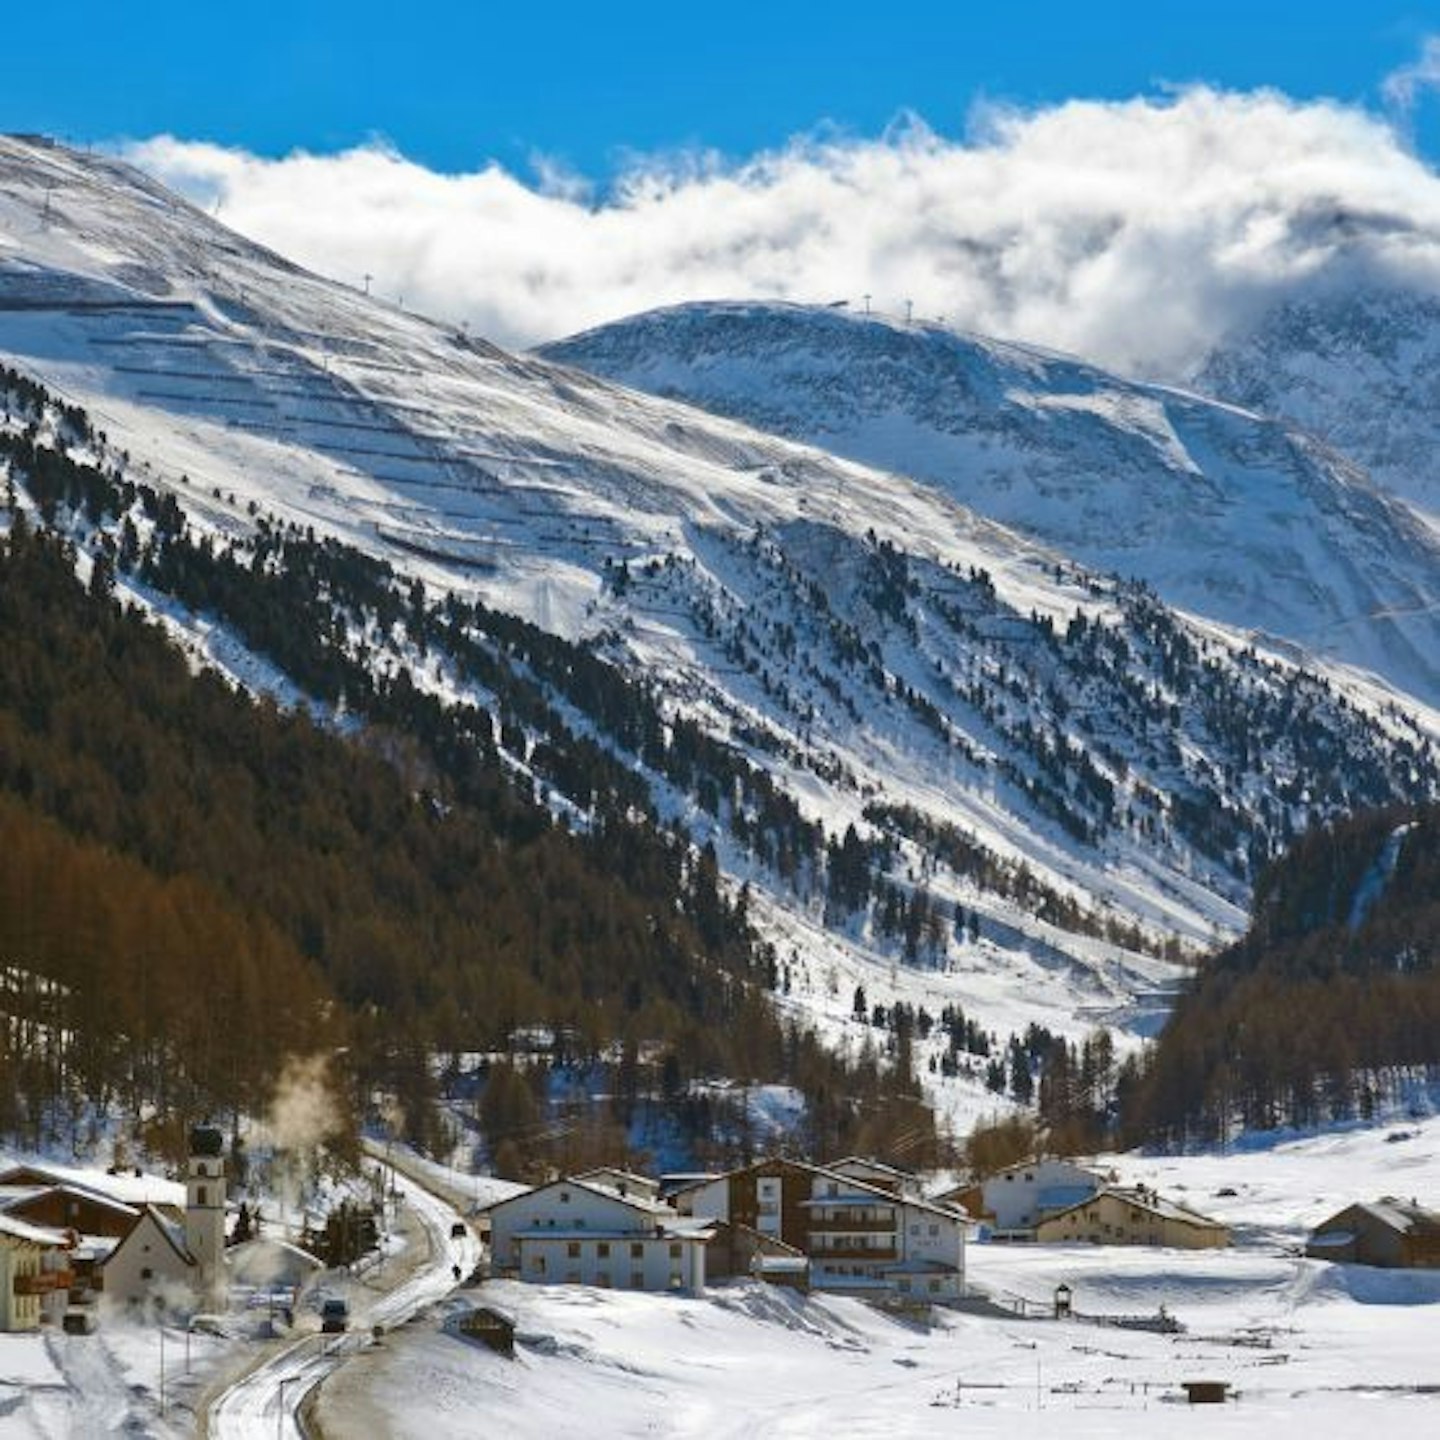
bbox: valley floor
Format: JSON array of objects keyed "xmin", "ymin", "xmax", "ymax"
[{"xmin": 318, "ymin": 1115, "xmax": 1440, "ymax": 1438}]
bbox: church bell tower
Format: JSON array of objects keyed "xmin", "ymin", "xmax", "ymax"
[{"xmin": 185, "ymin": 1125, "xmax": 226, "ymax": 1306}]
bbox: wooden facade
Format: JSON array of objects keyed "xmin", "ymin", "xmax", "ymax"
[{"xmin": 1306, "ymin": 1201, "xmax": 1440, "ymax": 1268}]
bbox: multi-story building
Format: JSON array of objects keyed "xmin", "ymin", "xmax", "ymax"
[
  {"xmin": 676, "ymin": 1158, "xmax": 966, "ymax": 1300},
  {"xmin": 486, "ymin": 1175, "xmax": 711, "ymax": 1292}
]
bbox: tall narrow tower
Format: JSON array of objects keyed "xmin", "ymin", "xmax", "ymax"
[{"xmin": 185, "ymin": 1125, "xmax": 226, "ymax": 1307}]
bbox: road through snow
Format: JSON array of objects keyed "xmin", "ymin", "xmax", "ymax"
[{"xmin": 207, "ymin": 1165, "xmax": 478, "ymax": 1439}]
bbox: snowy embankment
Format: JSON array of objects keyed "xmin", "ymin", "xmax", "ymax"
[{"xmin": 317, "ymin": 1115, "xmax": 1440, "ymax": 1439}]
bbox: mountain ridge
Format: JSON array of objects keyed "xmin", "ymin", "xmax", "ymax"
[
  {"xmin": 2, "ymin": 137, "xmax": 1438, "ymax": 1131},
  {"xmin": 541, "ymin": 299, "xmax": 1440, "ymax": 712}
]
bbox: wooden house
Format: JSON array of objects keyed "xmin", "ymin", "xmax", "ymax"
[
  {"xmin": 1306, "ymin": 1200, "xmax": 1440, "ymax": 1268},
  {"xmin": 678, "ymin": 1157, "xmax": 966, "ymax": 1299}
]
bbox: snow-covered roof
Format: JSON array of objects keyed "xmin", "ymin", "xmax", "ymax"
[
  {"xmin": 0, "ymin": 1212, "xmax": 68, "ymax": 1247},
  {"xmin": 754, "ymin": 1255, "xmax": 809, "ymax": 1273},
  {"xmin": 0, "ymin": 1181, "xmax": 141, "ymax": 1223},
  {"xmin": 1044, "ymin": 1185, "xmax": 1226, "ymax": 1230},
  {"xmin": 1350, "ymin": 1199, "xmax": 1440, "ymax": 1234},
  {"xmin": 486, "ymin": 1175, "xmax": 677, "ymax": 1222},
  {"xmin": 0, "ymin": 1160, "xmax": 184, "ymax": 1210}
]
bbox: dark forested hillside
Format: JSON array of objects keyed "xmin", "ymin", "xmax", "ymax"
[
  {"xmin": 1122, "ymin": 803, "xmax": 1440, "ymax": 1144},
  {"xmin": 0, "ymin": 367, "xmax": 936, "ymax": 1164}
]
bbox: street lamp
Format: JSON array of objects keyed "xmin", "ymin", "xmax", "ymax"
[{"xmin": 278, "ymin": 1374, "xmax": 298, "ymax": 1440}]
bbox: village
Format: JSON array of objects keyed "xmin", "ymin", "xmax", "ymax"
[{"xmin": 3, "ymin": 1116, "xmax": 1440, "ymax": 1433}]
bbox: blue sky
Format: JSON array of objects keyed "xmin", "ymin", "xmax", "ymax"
[{"xmin": 10, "ymin": 2, "xmax": 1440, "ymax": 175}]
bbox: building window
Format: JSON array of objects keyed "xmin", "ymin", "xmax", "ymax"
[
  {"xmin": 1024, "ymin": 1172, "xmax": 1034, "ymax": 1182},
  {"xmin": 631, "ymin": 1272, "xmax": 644, "ymax": 1288},
  {"xmin": 560, "ymin": 1191, "xmax": 570, "ymax": 1203},
  {"xmin": 597, "ymin": 1242, "xmax": 610, "ymax": 1258},
  {"xmin": 669, "ymin": 1243, "xmax": 682, "ymax": 1259},
  {"xmin": 630, "ymin": 1242, "xmax": 644, "ymax": 1258},
  {"xmin": 198, "ymin": 1186, "xmax": 208, "ymax": 1206},
  {"xmin": 929, "ymin": 1224, "xmax": 938, "ymax": 1236},
  {"xmin": 567, "ymin": 1242, "xmax": 581, "ymax": 1258},
  {"xmin": 928, "ymin": 1279, "xmax": 941, "ymax": 1294},
  {"xmin": 141, "ymin": 1267, "xmax": 153, "ymax": 1280}
]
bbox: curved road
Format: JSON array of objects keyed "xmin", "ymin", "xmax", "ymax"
[{"xmin": 208, "ymin": 1167, "xmax": 478, "ymax": 1439}]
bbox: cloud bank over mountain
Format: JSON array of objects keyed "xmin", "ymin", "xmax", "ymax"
[{"xmin": 127, "ymin": 85, "xmax": 1440, "ymax": 376}]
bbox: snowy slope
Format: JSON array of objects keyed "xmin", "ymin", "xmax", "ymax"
[
  {"xmin": 1196, "ymin": 285, "xmax": 1440, "ymax": 527},
  {"xmin": 2, "ymin": 136, "xmax": 1437, "ymax": 1103},
  {"xmin": 542, "ymin": 300, "xmax": 1440, "ymax": 710}
]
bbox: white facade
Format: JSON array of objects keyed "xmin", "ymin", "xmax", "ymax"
[
  {"xmin": 102, "ymin": 1207, "xmax": 194, "ymax": 1311},
  {"xmin": 805, "ymin": 1173, "xmax": 964, "ymax": 1298},
  {"xmin": 488, "ymin": 1177, "xmax": 709, "ymax": 1293},
  {"xmin": 184, "ymin": 1149, "xmax": 226, "ymax": 1306},
  {"xmin": 981, "ymin": 1159, "xmax": 1103, "ymax": 1233},
  {"xmin": 514, "ymin": 1230, "xmax": 706, "ymax": 1291},
  {"xmin": 675, "ymin": 1176, "xmax": 729, "ymax": 1221}
]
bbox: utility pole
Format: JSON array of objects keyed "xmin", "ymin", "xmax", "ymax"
[
  {"xmin": 863, "ymin": 293, "xmax": 871, "ymax": 315},
  {"xmin": 905, "ymin": 299, "xmax": 913, "ymax": 325},
  {"xmin": 363, "ymin": 273, "xmax": 373, "ymax": 296}
]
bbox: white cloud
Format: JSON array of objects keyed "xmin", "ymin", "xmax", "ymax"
[
  {"xmin": 1383, "ymin": 34, "xmax": 1440, "ymax": 113},
  {"xmin": 123, "ymin": 87, "xmax": 1440, "ymax": 378}
]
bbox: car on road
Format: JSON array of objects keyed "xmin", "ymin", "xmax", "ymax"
[{"xmin": 320, "ymin": 1297, "xmax": 350, "ymax": 1334}]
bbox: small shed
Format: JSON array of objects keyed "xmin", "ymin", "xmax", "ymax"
[
  {"xmin": 456, "ymin": 1305, "xmax": 515, "ymax": 1357},
  {"xmin": 1182, "ymin": 1380, "xmax": 1230, "ymax": 1405}
]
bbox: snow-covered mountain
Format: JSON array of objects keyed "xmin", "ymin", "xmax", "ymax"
[
  {"xmin": 541, "ymin": 301, "xmax": 1440, "ymax": 711},
  {"xmin": 1195, "ymin": 285, "xmax": 1440, "ymax": 527},
  {"xmin": 2, "ymin": 136, "xmax": 1437, "ymax": 1115}
]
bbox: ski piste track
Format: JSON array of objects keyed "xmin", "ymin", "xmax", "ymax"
[{"xmin": 206, "ymin": 1154, "xmax": 478, "ymax": 1440}]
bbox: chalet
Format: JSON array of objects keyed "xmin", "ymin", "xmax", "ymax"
[
  {"xmin": 825, "ymin": 1156, "xmax": 917, "ymax": 1196},
  {"xmin": 571, "ymin": 1167, "xmax": 662, "ymax": 1203},
  {"xmin": 0, "ymin": 1182, "xmax": 140, "ymax": 1240},
  {"xmin": 1306, "ymin": 1200, "xmax": 1440, "ymax": 1268},
  {"xmin": 678, "ymin": 1157, "xmax": 966, "ymax": 1300},
  {"xmin": 0, "ymin": 1213, "xmax": 71, "ymax": 1331},
  {"xmin": 0, "ymin": 1162, "xmax": 184, "ymax": 1221},
  {"xmin": 486, "ymin": 1176, "xmax": 711, "ymax": 1292},
  {"xmin": 950, "ymin": 1157, "xmax": 1106, "ymax": 1238},
  {"xmin": 1034, "ymin": 1185, "xmax": 1229, "ymax": 1249}
]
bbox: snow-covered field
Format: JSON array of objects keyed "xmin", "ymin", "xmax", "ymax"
[{"xmin": 317, "ymin": 1115, "xmax": 1440, "ymax": 1438}]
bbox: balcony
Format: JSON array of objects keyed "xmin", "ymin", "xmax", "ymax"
[
  {"xmin": 804, "ymin": 1212, "xmax": 896, "ymax": 1230},
  {"xmin": 808, "ymin": 1242, "xmax": 898, "ymax": 1260},
  {"xmin": 13, "ymin": 1270, "xmax": 72, "ymax": 1296}
]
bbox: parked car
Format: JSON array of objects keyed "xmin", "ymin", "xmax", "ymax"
[
  {"xmin": 320, "ymin": 1297, "xmax": 350, "ymax": 1334},
  {"xmin": 450, "ymin": 1221, "xmax": 467, "ymax": 1239}
]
